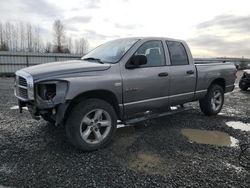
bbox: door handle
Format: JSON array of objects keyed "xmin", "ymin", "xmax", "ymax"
[
  {"xmin": 158, "ymin": 72, "xmax": 168, "ymax": 77},
  {"xmin": 186, "ymin": 70, "xmax": 194, "ymax": 75}
]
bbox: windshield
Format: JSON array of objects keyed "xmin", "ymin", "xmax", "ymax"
[{"xmin": 82, "ymin": 38, "xmax": 139, "ymax": 63}]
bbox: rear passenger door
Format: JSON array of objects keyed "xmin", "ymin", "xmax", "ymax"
[{"xmin": 166, "ymin": 41, "xmax": 196, "ymax": 105}]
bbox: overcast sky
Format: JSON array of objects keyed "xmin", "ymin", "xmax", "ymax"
[{"xmin": 0, "ymin": 0, "xmax": 249, "ymax": 57}]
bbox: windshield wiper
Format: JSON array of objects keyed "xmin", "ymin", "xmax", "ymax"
[{"xmin": 82, "ymin": 57, "xmax": 104, "ymax": 64}]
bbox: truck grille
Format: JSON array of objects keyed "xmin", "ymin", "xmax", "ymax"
[
  {"xmin": 16, "ymin": 76, "xmax": 28, "ymax": 100},
  {"xmin": 18, "ymin": 76, "xmax": 27, "ymax": 87}
]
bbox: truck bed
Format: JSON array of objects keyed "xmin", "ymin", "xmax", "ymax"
[{"xmin": 194, "ymin": 62, "xmax": 236, "ymax": 100}]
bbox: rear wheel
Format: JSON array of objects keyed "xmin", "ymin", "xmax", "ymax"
[
  {"xmin": 199, "ymin": 84, "xmax": 224, "ymax": 116},
  {"xmin": 65, "ymin": 98, "xmax": 117, "ymax": 151},
  {"xmin": 239, "ymin": 80, "xmax": 248, "ymax": 91}
]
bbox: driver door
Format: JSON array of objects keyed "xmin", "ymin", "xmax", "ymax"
[{"xmin": 121, "ymin": 40, "xmax": 170, "ymax": 119}]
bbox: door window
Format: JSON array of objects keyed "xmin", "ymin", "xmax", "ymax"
[
  {"xmin": 166, "ymin": 41, "xmax": 189, "ymax": 66},
  {"xmin": 135, "ymin": 41, "xmax": 165, "ymax": 67}
]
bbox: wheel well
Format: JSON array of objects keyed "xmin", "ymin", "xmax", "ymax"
[
  {"xmin": 64, "ymin": 90, "xmax": 121, "ymax": 122},
  {"xmin": 210, "ymin": 78, "xmax": 226, "ymax": 91}
]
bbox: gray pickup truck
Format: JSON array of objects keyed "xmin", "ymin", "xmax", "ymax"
[{"xmin": 15, "ymin": 37, "xmax": 236, "ymax": 151}]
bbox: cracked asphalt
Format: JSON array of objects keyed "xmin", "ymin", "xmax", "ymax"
[{"xmin": 0, "ymin": 72, "xmax": 249, "ymax": 187}]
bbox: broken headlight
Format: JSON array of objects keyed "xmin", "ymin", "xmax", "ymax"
[
  {"xmin": 37, "ymin": 83, "xmax": 56, "ymax": 100},
  {"xmin": 35, "ymin": 81, "xmax": 68, "ymax": 108}
]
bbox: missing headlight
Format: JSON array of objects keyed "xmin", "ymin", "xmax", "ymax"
[
  {"xmin": 35, "ymin": 81, "xmax": 68, "ymax": 108},
  {"xmin": 37, "ymin": 83, "xmax": 56, "ymax": 100}
]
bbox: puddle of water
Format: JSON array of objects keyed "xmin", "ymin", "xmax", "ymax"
[
  {"xmin": 10, "ymin": 105, "xmax": 28, "ymax": 110},
  {"xmin": 181, "ymin": 129, "xmax": 238, "ymax": 147},
  {"xmin": 129, "ymin": 153, "xmax": 163, "ymax": 175},
  {"xmin": 226, "ymin": 121, "xmax": 250, "ymax": 132},
  {"xmin": 112, "ymin": 127, "xmax": 137, "ymax": 155},
  {"xmin": 112, "ymin": 136, "xmax": 136, "ymax": 155}
]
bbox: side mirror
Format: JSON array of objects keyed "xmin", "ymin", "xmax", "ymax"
[{"xmin": 126, "ymin": 55, "xmax": 147, "ymax": 69}]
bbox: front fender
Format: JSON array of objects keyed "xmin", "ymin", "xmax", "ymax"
[{"xmin": 64, "ymin": 75, "xmax": 123, "ymax": 105}]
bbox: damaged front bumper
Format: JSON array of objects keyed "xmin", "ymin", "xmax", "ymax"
[
  {"xmin": 15, "ymin": 75, "xmax": 70, "ymax": 125},
  {"xmin": 18, "ymin": 99, "xmax": 70, "ymax": 125}
]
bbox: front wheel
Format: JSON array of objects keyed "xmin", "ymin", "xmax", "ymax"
[
  {"xmin": 65, "ymin": 99, "xmax": 117, "ymax": 151},
  {"xmin": 199, "ymin": 84, "xmax": 224, "ymax": 116}
]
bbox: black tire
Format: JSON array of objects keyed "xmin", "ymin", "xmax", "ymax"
[
  {"xmin": 239, "ymin": 80, "xmax": 248, "ymax": 91},
  {"xmin": 199, "ymin": 84, "xmax": 224, "ymax": 116},
  {"xmin": 65, "ymin": 98, "xmax": 117, "ymax": 151}
]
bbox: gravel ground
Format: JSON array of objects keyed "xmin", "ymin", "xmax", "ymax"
[{"xmin": 0, "ymin": 74, "xmax": 250, "ymax": 188}]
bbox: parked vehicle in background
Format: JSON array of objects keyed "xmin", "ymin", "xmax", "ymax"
[
  {"xmin": 239, "ymin": 70, "xmax": 250, "ymax": 91},
  {"xmin": 14, "ymin": 37, "xmax": 237, "ymax": 151}
]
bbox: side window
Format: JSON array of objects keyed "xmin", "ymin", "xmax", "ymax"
[
  {"xmin": 135, "ymin": 41, "xmax": 165, "ymax": 67},
  {"xmin": 166, "ymin": 41, "xmax": 189, "ymax": 66}
]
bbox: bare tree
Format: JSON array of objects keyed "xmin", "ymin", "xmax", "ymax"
[
  {"xmin": 26, "ymin": 23, "xmax": 33, "ymax": 52},
  {"xmin": 0, "ymin": 22, "xmax": 4, "ymax": 49},
  {"xmin": 66, "ymin": 37, "xmax": 73, "ymax": 53},
  {"xmin": 12, "ymin": 23, "xmax": 18, "ymax": 51},
  {"xmin": 19, "ymin": 22, "xmax": 25, "ymax": 51},
  {"xmin": 4, "ymin": 22, "xmax": 11, "ymax": 50},
  {"xmin": 74, "ymin": 38, "xmax": 89, "ymax": 54},
  {"xmin": 74, "ymin": 39, "xmax": 79, "ymax": 54},
  {"xmin": 0, "ymin": 22, "xmax": 8, "ymax": 51},
  {"xmin": 0, "ymin": 20, "xmax": 88, "ymax": 53},
  {"xmin": 53, "ymin": 19, "xmax": 65, "ymax": 53},
  {"xmin": 80, "ymin": 38, "xmax": 89, "ymax": 54},
  {"xmin": 0, "ymin": 22, "xmax": 2, "ymax": 45},
  {"xmin": 33, "ymin": 25, "xmax": 42, "ymax": 52},
  {"xmin": 44, "ymin": 41, "xmax": 52, "ymax": 53}
]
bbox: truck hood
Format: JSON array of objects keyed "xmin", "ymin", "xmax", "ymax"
[{"xmin": 22, "ymin": 60, "xmax": 111, "ymax": 80}]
